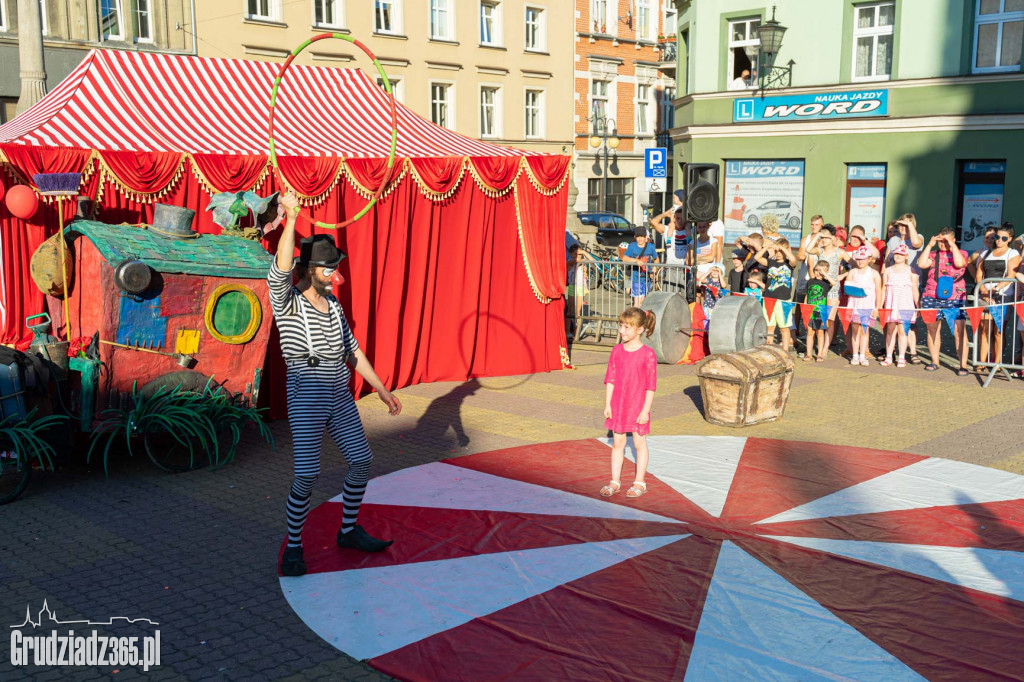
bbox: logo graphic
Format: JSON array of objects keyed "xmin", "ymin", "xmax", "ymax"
[{"xmin": 10, "ymin": 600, "xmax": 160, "ymax": 671}]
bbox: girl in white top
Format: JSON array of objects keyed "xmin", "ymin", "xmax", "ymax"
[{"xmin": 974, "ymin": 224, "xmax": 1020, "ymax": 366}]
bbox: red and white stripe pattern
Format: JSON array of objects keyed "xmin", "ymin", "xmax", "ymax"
[{"xmin": 0, "ymin": 49, "xmax": 530, "ymax": 158}]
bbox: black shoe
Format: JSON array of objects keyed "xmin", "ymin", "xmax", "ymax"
[
  {"xmin": 337, "ymin": 524, "xmax": 393, "ymax": 553},
  {"xmin": 280, "ymin": 546, "xmax": 306, "ymax": 576}
]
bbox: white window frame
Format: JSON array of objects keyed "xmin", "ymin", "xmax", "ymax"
[
  {"xmin": 852, "ymin": 1, "xmax": 895, "ymax": 82},
  {"xmin": 635, "ymin": 82, "xmax": 653, "ymax": 136},
  {"xmin": 100, "ymin": 0, "xmax": 126, "ymax": 41},
  {"xmin": 376, "ymin": 75, "xmax": 405, "ymax": 103},
  {"xmin": 663, "ymin": 1, "xmax": 678, "ymax": 37},
  {"xmin": 374, "ymin": 0, "xmax": 403, "ymax": 35},
  {"xmin": 727, "ymin": 17, "xmax": 761, "ymax": 89},
  {"xmin": 245, "ymin": 0, "xmax": 278, "ymax": 21},
  {"xmin": 134, "ymin": 0, "xmax": 154, "ymax": 43},
  {"xmin": 480, "ymin": 1, "xmax": 502, "ymax": 46},
  {"xmin": 479, "ymin": 84, "xmax": 503, "ymax": 138},
  {"xmin": 589, "ymin": 76, "xmax": 615, "ymax": 122},
  {"xmin": 524, "ymin": 4, "xmax": 546, "ymax": 52},
  {"xmin": 591, "ymin": 0, "xmax": 612, "ymax": 35},
  {"xmin": 524, "ymin": 87, "xmax": 545, "ymax": 139},
  {"xmin": 312, "ymin": 0, "xmax": 345, "ymax": 29},
  {"xmin": 636, "ymin": 0, "xmax": 655, "ymax": 42},
  {"xmin": 429, "ymin": 0, "xmax": 455, "ymax": 41},
  {"xmin": 973, "ymin": 0, "xmax": 1024, "ymax": 73},
  {"xmin": 657, "ymin": 84, "xmax": 676, "ymax": 133},
  {"xmin": 429, "ymin": 80, "xmax": 455, "ymax": 130}
]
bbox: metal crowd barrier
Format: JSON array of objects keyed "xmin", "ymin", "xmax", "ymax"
[
  {"xmin": 970, "ymin": 277, "xmax": 1022, "ymax": 387},
  {"xmin": 566, "ymin": 260, "xmax": 694, "ymax": 343}
]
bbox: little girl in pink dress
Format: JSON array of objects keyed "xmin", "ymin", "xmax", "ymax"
[{"xmin": 601, "ymin": 307, "xmax": 658, "ymax": 499}]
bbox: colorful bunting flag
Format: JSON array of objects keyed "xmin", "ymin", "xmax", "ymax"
[
  {"xmin": 990, "ymin": 303, "xmax": 1005, "ymax": 328},
  {"xmin": 919, "ymin": 309, "xmax": 938, "ymax": 325},
  {"xmin": 819, "ymin": 305, "xmax": 833, "ymax": 323},
  {"xmin": 799, "ymin": 303, "xmax": 814, "ymax": 326},
  {"xmin": 858, "ymin": 312, "xmax": 872, "ymax": 331},
  {"xmin": 780, "ymin": 301, "xmax": 795, "ymax": 323},
  {"xmin": 940, "ymin": 307, "xmax": 959, "ymax": 336},
  {"xmin": 877, "ymin": 309, "xmax": 891, "ymax": 326},
  {"xmin": 1015, "ymin": 302, "xmax": 1024, "ymax": 324},
  {"xmin": 763, "ymin": 297, "xmax": 778, "ymax": 318},
  {"xmin": 965, "ymin": 306, "xmax": 983, "ymax": 331},
  {"xmin": 837, "ymin": 307, "xmax": 854, "ymax": 333}
]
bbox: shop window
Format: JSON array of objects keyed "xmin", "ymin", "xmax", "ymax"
[
  {"xmin": 205, "ymin": 284, "xmax": 262, "ymax": 345},
  {"xmin": 727, "ymin": 17, "xmax": 760, "ymax": 90},
  {"xmin": 588, "ymin": 178, "xmax": 634, "ymax": 221},
  {"xmin": 853, "ymin": 2, "xmax": 895, "ymax": 81},
  {"xmin": 957, "ymin": 160, "xmax": 1007, "ymax": 252},
  {"xmin": 845, "ymin": 165, "xmax": 888, "ymax": 241},
  {"xmin": 973, "ymin": 0, "xmax": 1024, "ymax": 72}
]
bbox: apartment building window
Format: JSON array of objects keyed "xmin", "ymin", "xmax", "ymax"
[
  {"xmin": 657, "ymin": 85, "xmax": 675, "ymax": 133},
  {"xmin": 314, "ymin": 0, "xmax": 344, "ymax": 28},
  {"xmin": 0, "ymin": 2, "xmax": 6, "ymax": 32},
  {"xmin": 525, "ymin": 89, "xmax": 544, "ymax": 138},
  {"xmin": 636, "ymin": 84, "xmax": 653, "ymax": 135},
  {"xmin": 375, "ymin": 0, "xmax": 402, "ymax": 34},
  {"xmin": 480, "ymin": 85, "xmax": 502, "ymax": 137},
  {"xmin": 853, "ymin": 2, "xmax": 895, "ymax": 80},
  {"xmin": 133, "ymin": 0, "xmax": 153, "ymax": 41},
  {"xmin": 430, "ymin": 0, "xmax": 454, "ymax": 41},
  {"xmin": 247, "ymin": 0, "xmax": 278, "ymax": 21},
  {"xmin": 525, "ymin": 5, "xmax": 546, "ymax": 51},
  {"xmin": 480, "ymin": 2, "xmax": 502, "ymax": 45},
  {"xmin": 591, "ymin": 78, "xmax": 610, "ymax": 119},
  {"xmin": 0, "ymin": 99, "xmax": 17, "ymax": 124},
  {"xmin": 636, "ymin": 0, "xmax": 654, "ymax": 42},
  {"xmin": 591, "ymin": 0, "xmax": 609, "ymax": 34},
  {"xmin": 728, "ymin": 17, "xmax": 760, "ymax": 86},
  {"xmin": 101, "ymin": 0, "xmax": 125, "ymax": 40},
  {"xmin": 430, "ymin": 82, "xmax": 453, "ymax": 129},
  {"xmin": 974, "ymin": 0, "xmax": 1024, "ymax": 72},
  {"xmin": 588, "ymin": 178, "xmax": 633, "ymax": 220},
  {"xmin": 664, "ymin": 1, "xmax": 678, "ymax": 36},
  {"xmin": 376, "ymin": 76, "xmax": 404, "ymax": 102}
]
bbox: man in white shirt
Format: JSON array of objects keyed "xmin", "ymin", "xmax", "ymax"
[{"xmin": 729, "ymin": 69, "xmax": 751, "ymax": 90}]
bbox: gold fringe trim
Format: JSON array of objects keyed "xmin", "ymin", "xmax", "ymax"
[
  {"xmin": 560, "ymin": 346, "xmax": 574, "ymax": 369},
  {"xmin": 519, "ymin": 156, "xmax": 572, "ymax": 197},
  {"xmin": 188, "ymin": 153, "xmax": 271, "ymax": 197},
  {"xmin": 512, "ymin": 181, "xmax": 552, "ymax": 305},
  {"xmin": 338, "ymin": 158, "xmax": 408, "ymax": 201},
  {"xmin": 465, "ymin": 158, "xmax": 522, "ymax": 199},
  {"xmin": 96, "ymin": 153, "xmax": 188, "ymax": 204},
  {"xmin": 406, "ymin": 158, "xmax": 468, "ymax": 202},
  {"xmin": 285, "ymin": 158, "xmax": 347, "ymax": 208}
]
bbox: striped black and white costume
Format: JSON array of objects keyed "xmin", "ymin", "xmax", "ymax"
[{"xmin": 268, "ymin": 261, "xmax": 372, "ymax": 548}]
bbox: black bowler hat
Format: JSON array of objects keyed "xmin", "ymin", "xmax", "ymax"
[{"xmin": 297, "ymin": 234, "xmax": 345, "ymax": 267}]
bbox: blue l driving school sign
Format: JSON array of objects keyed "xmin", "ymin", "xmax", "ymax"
[{"xmin": 733, "ymin": 89, "xmax": 888, "ymax": 123}]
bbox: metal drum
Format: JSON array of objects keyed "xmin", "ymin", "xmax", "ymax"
[
  {"xmin": 640, "ymin": 291, "xmax": 692, "ymax": 364},
  {"xmin": 708, "ymin": 295, "xmax": 767, "ymax": 355}
]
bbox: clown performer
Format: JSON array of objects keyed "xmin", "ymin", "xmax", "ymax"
[{"xmin": 267, "ymin": 191, "xmax": 403, "ymax": 577}]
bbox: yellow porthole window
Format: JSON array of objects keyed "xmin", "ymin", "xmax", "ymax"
[{"xmin": 204, "ymin": 284, "xmax": 262, "ymax": 344}]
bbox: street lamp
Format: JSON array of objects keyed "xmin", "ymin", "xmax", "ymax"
[
  {"xmin": 756, "ymin": 6, "xmax": 794, "ymax": 93},
  {"xmin": 586, "ymin": 112, "xmax": 619, "ymax": 215}
]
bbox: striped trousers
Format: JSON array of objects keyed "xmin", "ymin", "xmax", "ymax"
[{"xmin": 284, "ymin": 361, "xmax": 373, "ymax": 548}]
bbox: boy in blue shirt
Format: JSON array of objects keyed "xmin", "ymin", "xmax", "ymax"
[{"xmin": 623, "ymin": 226, "xmax": 658, "ymax": 306}]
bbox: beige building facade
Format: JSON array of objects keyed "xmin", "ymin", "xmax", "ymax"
[
  {"xmin": 0, "ymin": 0, "xmax": 196, "ymax": 122},
  {"xmin": 194, "ymin": 0, "xmax": 574, "ymax": 155}
]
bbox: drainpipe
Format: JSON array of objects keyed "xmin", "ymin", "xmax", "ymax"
[
  {"xmin": 189, "ymin": 0, "xmax": 197, "ymax": 55},
  {"xmin": 15, "ymin": 0, "xmax": 48, "ymax": 116}
]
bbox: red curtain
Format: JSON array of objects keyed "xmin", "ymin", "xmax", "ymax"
[
  {"xmin": 345, "ymin": 157, "xmax": 404, "ymax": 193},
  {"xmin": 100, "ymin": 151, "xmax": 184, "ymax": 193},
  {"xmin": 192, "ymin": 154, "xmax": 267, "ymax": 193},
  {"xmin": 0, "ymin": 145, "xmax": 91, "ymax": 183},
  {"xmin": 469, "ymin": 157, "xmax": 520, "ymax": 191},
  {"xmin": 515, "ymin": 159, "xmax": 571, "ymax": 301},
  {"xmin": 277, "ymin": 155, "xmax": 342, "ymax": 197},
  {"xmin": 410, "ymin": 157, "xmax": 465, "ymax": 194},
  {"xmin": 1, "ymin": 151, "xmax": 569, "ymax": 421}
]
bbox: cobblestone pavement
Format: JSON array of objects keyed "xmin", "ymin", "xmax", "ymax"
[{"xmin": 3, "ymin": 346, "xmax": 1023, "ymax": 681}]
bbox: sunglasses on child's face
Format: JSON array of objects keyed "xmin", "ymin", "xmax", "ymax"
[{"xmin": 997, "ymin": 236, "xmax": 1011, "ymax": 242}]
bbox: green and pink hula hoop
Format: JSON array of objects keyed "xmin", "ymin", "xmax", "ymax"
[{"xmin": 268, "ymin": 33, "xmax": 398, "ymax": 230}]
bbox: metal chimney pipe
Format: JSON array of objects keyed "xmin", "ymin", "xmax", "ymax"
[{"xmin": 15, "ymin": 0, "xmax": 48, "ymax": 117}]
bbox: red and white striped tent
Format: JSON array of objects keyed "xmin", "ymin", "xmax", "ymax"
[{"xmin": 0, "ymin": 49, "xmax": 571, "ymax": 416}]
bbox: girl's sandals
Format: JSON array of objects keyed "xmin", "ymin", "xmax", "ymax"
[
  {"xmin": 909, "ymin": 356, "xmax": 923, "ymax": 365},
  {"xmin": 879, "ymin": 358, "xmax": 892, "ymax": 367},
  {"xmin": 816, "ymin": 355, "xmax": 826, "ymax": 363},
  {"xmin": 600, "ymin": 480, "xmax": 621, "ymax": 497},
  {"xmin": 955, "ymin": 368, "xmax": 969, "ymax": 376},
  {"xmin": 625, "ymin": 481, "xmax": 648, "ymax": 498},
  {"xmin": 896, "ymin": 358, "xmax": 907, "ymax": 368},
  {"xmin": 859, "ymin": 358, "xmax": 870, "ymax": 367},
  {"xmin": 802, "ymin": 355, "xmax": 814, "ymax": 363},
  {"xmin": 924, "ymin": 363, "xmax": 939, "ymax": 371}
]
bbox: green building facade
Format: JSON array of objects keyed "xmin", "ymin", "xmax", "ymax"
[{"xmin": 671, "ymin": 0, "xmax": 1024, "ymax": 251}]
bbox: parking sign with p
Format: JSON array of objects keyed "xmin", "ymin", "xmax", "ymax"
[{"xmin": 645, "ymin": 148, "xmax": 667, "ymax": 178}]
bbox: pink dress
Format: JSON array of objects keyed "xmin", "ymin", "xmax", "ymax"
[
  {"xmin": 604, "ymin": 344, "xmax": 658, "ymax": 435},
  {"xmin": 845, "ymin": 268, "xmax": 877, "ymax": 315},
  {"xmin": 883, "ymin": 267, "xmax": 917, "ymax": 322}
]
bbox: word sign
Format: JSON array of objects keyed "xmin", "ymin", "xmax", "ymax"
[{"xmin": 734, "ymin": 89, "xmax": 888, "ymax": 123}]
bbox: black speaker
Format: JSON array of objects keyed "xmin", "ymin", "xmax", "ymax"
[{"xmin": 685, "ymin": 163, "xmax": 720, "ymax": 222}]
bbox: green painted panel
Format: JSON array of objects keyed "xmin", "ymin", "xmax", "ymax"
[{"xmin": 211, "ymin": 291, "xmax": 252, "ymax": 337}]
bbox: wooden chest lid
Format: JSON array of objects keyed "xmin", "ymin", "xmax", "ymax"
[{"xmin": 696, "ymin": 345, "xmax": 795, "ymax": 381}]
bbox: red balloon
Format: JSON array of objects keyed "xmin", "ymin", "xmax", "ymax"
[{"xmin": 6, "ymin": 184, "xmax": 39, "ymax": 220}]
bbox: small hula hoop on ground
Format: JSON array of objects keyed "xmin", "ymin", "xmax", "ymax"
[{"xmin": 268, "ymin": 33, "xmax": 398, "ymax": 230}]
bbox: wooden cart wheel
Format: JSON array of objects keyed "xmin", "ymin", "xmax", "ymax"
[
  {"xmin": 0, "ymin": 453, "xmax": 31, "ymax": 505},
  {"xmin": 142, "ymin": 430, "xmax": 209, "ymax": 473}
]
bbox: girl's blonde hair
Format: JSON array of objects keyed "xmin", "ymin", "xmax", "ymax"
[
  {"xmin": 619, "ymin": 306, "xmax": 657, "ymax": 338},
  {"xmin": 760, "ymin": 213, "xmax": 780, "ymax": 234},
  {"xmin": 898, "ymin": 213, "xmax": 917, "ymax": 229}
]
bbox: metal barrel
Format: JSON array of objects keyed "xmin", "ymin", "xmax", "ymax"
[
  {"xmin": 640, "ymin": 291, "xmax": 692, "ymax": 364},
  {"xmin": 708, "ymin": 295, "xmax": 768, "ymax": 355}
]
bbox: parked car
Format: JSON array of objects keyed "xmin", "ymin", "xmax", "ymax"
[
  {"xmin": 578, "ymin": 211, "xmax": 636, "ymax": 246},
  {"xmin": 742, "ymin": 200, "xmax": 803, "ymax": 229}
]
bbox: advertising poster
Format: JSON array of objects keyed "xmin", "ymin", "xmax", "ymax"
[
  {"xmin": 848, "ymin": 186, "xmax": 886, "ymax": 239},
  {"xmin": 960, "ymin": 183, "xmax": 1004, "ymax": 253},
  {"xmin": 723, "ymin": 160, "xmax": 805, "ymax": 245}
]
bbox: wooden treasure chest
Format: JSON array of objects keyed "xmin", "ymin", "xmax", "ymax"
[{"xmin": 696, "ymin": 345, "xmax": 794, "ymax": 427}]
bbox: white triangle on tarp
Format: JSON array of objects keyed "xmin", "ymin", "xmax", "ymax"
[
  {"xmin": 759, "ymin": 458, "xmax": 1024, "ymax": 525},
  {"xmin": 772, "ymin": 536, "xmax": 1024, "ymax": 602},
  {"xmin": 598, "ymin": 436, "xmax": 746, "ymax": 518},
  {"xmin": 684, "ymin": 542, "xmax": 924, "ymax": 681},
  {"xmin": 351, "ymin": 462, "xmax": 681, "ymax": 524},
  {"xmin": 282, "ymin": 534, "xmax": 688, "ymax": 661}
]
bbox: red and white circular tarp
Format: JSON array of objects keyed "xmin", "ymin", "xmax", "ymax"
[{"xmin": 280, "ymin": 437, "xmax": 1024, "ymax": 681}]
